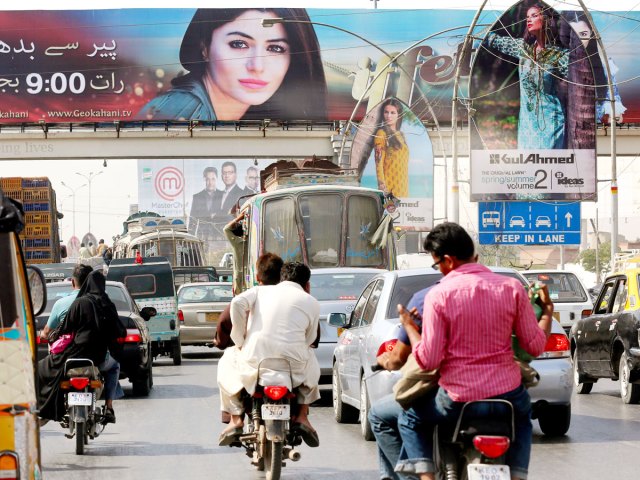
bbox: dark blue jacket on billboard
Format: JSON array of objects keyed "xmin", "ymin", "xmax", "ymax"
[{"xmin": 136, "ymin": 74, "xmax": 216, "ymax": 121}]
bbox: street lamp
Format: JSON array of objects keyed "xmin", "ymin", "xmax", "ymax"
[
  {"xmin": 60, "ymin": 181, "xmax": 87, "ymax": 239},
  {"xmin": 75, "ymin": 171, "xmax": 103, "ymax": 234}
]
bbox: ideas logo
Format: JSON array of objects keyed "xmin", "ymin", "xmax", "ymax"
[{"xmin": 155, "ymin": 167, "xmax": 184, "ymax": 200}]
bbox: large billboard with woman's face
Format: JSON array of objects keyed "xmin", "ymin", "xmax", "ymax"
[
  {"xmin": 349, "ymin": 97, "xmax": 434, "ymax": 231},
  {"xmin": 469, "ymin": 1, "xmax": 600, "ymax": 201},
  {"xmin": 0, "ymin": 7, "xmax": 639, "ymax": 127}
]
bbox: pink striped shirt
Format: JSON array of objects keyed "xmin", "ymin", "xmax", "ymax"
[{"xmin": 412, "ymin": 263, "xmax": 547, "ymax": 402}]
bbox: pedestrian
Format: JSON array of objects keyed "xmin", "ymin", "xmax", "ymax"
[
  {"xmin": 103, "ymin": 247, "xmax": 113, "ymax": 266},
  {"xmin": 79, "ymin": 242, "xmax": 91, "ymax": 259},
  {"xmin": 88, "ymin": 241, "xmax": 97, "ymax": 256},
  {"xmin": 97, "ymin": 239, "xmax": 108, "ymax": 256}
]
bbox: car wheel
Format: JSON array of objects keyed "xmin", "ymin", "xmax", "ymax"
[
  {"xmin": 332, "ymin": 363, "xmax": 358, "ymax": 423},
  {"xmin": 538, "ymin": 404, "xmax": 571, "ymax": 436},
  {"xmin": 172, "ymin": 339, "xmax": 182, "ymax": 366},
  {"xmin": 619, "ymin": 352, "xmax": 640, "ymax": 404},
  {"xmin": 132, "ymin": 356, "xmax": 153, "ymax": 397},
  {"xmin": 359, "ymin": 376, "xmax": 374, "ymax": 441},
  {"xmin": 573, "ymin": 349, "xmax": 593, "ymax": 394}
]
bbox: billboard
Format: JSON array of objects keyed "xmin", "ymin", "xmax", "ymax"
[
  {"xmin": 350, "ymin": 97, "xmax": 434, "ymax": 230},
  {"xmin": 0, "ymin": 8, "xmax": 638, "ymax": 124},
  {"xmin": 469, "ymin": 1, "xmax": 599, "ymax": 201},
  {"xmin": 137, "ymin": 158, "xmax": 270, "ymax": 254}
]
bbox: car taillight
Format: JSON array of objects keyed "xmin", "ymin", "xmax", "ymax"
[
  {"xmin": 377, "ymin": 339, "xmax": 397, "ymax": 357},
  {"xmin": 69, "ymin": 377, "xmax": 90, "ymax": 390},
  {"xmin": 264, "ymin": 386, "xmax": 289, "ymax": 401},
  {"xmin": 178, "ymin": 310, "xmax": 184, "ymax": 323},
  {"xmin": 538, "ymin": 333, "xmax": 570, "ymax": 359},
  {"xmin": 117, "ymin": 328, "xmax": 142, "ymax": 344},
  {"xmin": 473, "ymin": 435, "xmax": 510, "ymax": 458},
  {"xmin": 581, "ymin": 309, "xmax": 592, "ymax": 318},
  {"xmin": 0, "ymin": 452, "xmax": 18, "ymax": 480},
  {"xmin": 338, "ymin": 296, "xmax": 357, "ymax": 300}
]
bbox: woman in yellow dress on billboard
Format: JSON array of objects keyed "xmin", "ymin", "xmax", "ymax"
[{"xmin": 374, "ymin": 98, "xmax": 409, "ymax": 198}]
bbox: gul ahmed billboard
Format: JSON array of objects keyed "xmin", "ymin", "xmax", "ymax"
[
  {"xmin": 0, "ymin": 8, "xmax": 638, "ymax": 124},
  {"xmin": 469, "ymin": 1, "xmax": 599, "ymax": 201}
]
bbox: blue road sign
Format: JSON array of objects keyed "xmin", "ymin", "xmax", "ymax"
[{"xmin": 478, "ymin": 201, "xmax": 581, "ymax": 245}]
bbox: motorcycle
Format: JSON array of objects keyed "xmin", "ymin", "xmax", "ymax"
[
  {"xmin": 59, "ymin": 358, "xmax": 106, "ymax": 455},
  {"xmin": 434, "ymin": 398, "xmax": 514, "ymax": 480},
  {"xmin": 236, "ymin": 358, "xmax": 304, "ymax": 480}
]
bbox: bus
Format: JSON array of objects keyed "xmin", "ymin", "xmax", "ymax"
[
  {"xmin": 227, "ymin": 167, "xmax": 397, "ymax": 293},
  {"xmin": 113, "ymin": 215, "xmax": 205, "ymax": 267}
]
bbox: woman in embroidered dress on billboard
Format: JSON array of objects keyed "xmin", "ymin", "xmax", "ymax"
[
  {"xmin": 373, "ymin": 98, "xmax": 410, "ymax": 198},
  {"xmin": 137, "ymin": 8, "xmax": 327, "ymax": 121},
  {"xmin": 483, "ymin": 3, "xmax": 569, "ymax": 149}
]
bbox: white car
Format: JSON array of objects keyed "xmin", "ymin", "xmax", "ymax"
[
  {"xmin": 330, "ymin": 267, "xmax": 573, "ymax": 440},
  {"xmin": 310, "ymin": 268, "xmax": 384, "ymax": 383},
  {"xmin": 522, "ymin": 270, "xmax": 593, "ymax": 334}
]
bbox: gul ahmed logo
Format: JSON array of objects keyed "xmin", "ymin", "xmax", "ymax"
[
  {"xmin": 555, "ymin": 172, "xmax": 584, "ymax": 186},
  {"xmin": 489, "ymin": 153, "xmax": 575, "ymax": 164}
]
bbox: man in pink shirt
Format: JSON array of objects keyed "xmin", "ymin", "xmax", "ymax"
[{"xmin": 396, "ymin": 222, "xmax": 553, "ymax": 480}]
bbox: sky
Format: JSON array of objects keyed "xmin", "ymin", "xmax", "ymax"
[{"xmin": 2, "ymin": 0, "xmax": 640, "ymax": 246}]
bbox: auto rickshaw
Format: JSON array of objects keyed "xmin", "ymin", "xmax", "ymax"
[{"xmin": 0, "ymin": 189, "xmax": 47, "ymax": 479}]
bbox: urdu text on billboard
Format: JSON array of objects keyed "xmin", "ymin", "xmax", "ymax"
[{"xmin": 0, "ymin": 7, "xmax": 638, "ymax": 125}]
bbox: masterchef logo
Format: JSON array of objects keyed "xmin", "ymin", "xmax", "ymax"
[{"xmin": 155, "ymin": 167, "xmax": 184, "ymax": 201}]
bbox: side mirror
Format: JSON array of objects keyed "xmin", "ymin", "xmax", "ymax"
[
  {"xmin": 140, "ymin": 306, "xmax": 157, "ymax": 321},
  {"xmin": 328, "ymin": 313, "xmax": 348, "ymax": 328},
  {"xmin": 26, "ymin": 266, "xmax": 47, "ymax": 317}
]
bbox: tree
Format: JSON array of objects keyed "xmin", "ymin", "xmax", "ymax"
[
  {"xmin": 580, "ymin": 241, "xmax": 611, "ymax": 281},
  {"xmin": 477, "ymin": 244, "xmax": 519, "ymax": 267}
]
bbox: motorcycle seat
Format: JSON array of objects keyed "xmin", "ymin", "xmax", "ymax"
[{"xmin": 66, "ymin": 366, "xmax": 101, "ymax": 379}]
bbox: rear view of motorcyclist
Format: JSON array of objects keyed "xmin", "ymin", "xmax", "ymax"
[{"xmin": 395, "ymin": 222, "xmax": 553, "ymax": 480}]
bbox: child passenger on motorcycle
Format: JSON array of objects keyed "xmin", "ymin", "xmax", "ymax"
[{"xmin": 395, "ymin": 223, "xmax": 553, "ymax": 480}]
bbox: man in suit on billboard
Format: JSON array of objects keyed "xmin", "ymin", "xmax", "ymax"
[
  {"xmin": 190, "ymin": 166, "xmax": 222, "ymax": 238},
  {"xmin": 218, "ymin": 161, "xmax": 245, "ymax": 222}
]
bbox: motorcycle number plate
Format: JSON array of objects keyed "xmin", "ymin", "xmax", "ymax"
[
  {"xmin": 467, "ymin": 464, "xmax": 510, "ymax": 480},
  {"xmin": 68, "ymin": 392, "xmax": 92, "ymax": 406},
  {"xmin": 261, "ymin": 404, "xmax": 290, "ymax": 420}
]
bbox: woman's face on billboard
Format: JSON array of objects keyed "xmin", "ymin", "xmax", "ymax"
[
  {"xmin": 569, "ymin": 20, "xmax": 592, "ymax": 49},
  {"xmin": 383, "ymin": 104, "xmax": 399, "ymax": 129},
  {"xmin": 205, "ymin": 10, "xmax": 291, "ymax": 116},
  {"xmin": 526, "ymin": 7, "xmax": 544, "ymax": 35}
]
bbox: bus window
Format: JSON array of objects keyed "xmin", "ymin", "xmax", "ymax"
[
  {"xmin": 299, "ymin": 194, "xmax": 342, "ymax": 268},
  {"xmin": 346, "ymin": 195, "xmax": 383, "ymax": 267},
  {"xmin": 263, "ymin": 197, "xmax": 303, "ymax": 263}
]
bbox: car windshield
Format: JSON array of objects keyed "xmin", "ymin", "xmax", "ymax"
[
  {"xmin": 178, "ymin": 284, "xmax": 233, "ymax": 304},
  {"xmin": 496, "ymin": 271, "xmax": 528, "ymax": 288},
  {"xmin": 44, "ymin": 283, "xmax": 132, "ymax": 314},
  {"xmin": 523, "ymin": 272, "xmax": 588, "ymax": 303},
  {"xmin": 310, "ymin": 272, "xmax": 379, "ymax": 301},
  {"xmin": 386, "ymin": 273, "xmax": 442, "ymax": 318}
]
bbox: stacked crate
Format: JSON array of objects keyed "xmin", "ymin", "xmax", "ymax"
[{"xmin": 0, "ymin": 177, "xmax": 61, "ymax": 264}]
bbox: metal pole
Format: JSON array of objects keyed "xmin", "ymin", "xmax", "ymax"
[
  {"xmin": 560, "ymin": 245, "xmax": 565, "ymax": 269},
  {"xmin": 450, "ymin": 1, "xmax": 488, "ymax": 224},
  {"xmin": 72, "ymin": 194, "xmax": 76, "ymax": 239},
  {"xmin": 576, "ymin": 0, "xmax": 618, "ymax": 273}
]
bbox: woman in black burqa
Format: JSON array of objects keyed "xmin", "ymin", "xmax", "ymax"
[{"xmin": 38, "ymin": 270, "xmax": 125, "ymax": 421}]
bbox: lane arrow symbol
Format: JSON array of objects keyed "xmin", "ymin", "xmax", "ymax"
[{"xmin": 565, "ymin": 212, "xmax": 573, "ymax": 228}]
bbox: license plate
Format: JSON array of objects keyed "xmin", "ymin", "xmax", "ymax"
[
  {"xmin": 467, "ymin": 464, "xmax": 510, "ymax": 480},
  {"xmin": 68, "ymin": 392, "xmax": 92, "ymax": 406},
  {"xmin": 261, "ymin": 404, "xmax": 290, "ymax": 420},
  {"xmin": 205, "ymin": 312, "xmax": 219, "ymax": 322}
]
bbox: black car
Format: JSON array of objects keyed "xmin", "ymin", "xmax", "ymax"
[
  {"xmin": 570, "ymin": 269, "xmax": 640, "ymax": 404},
  {"xmin": 37, "ymin": 280, "xmax": 155, "ymax": 396}
]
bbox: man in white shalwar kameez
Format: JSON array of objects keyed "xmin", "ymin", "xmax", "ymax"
[{"xmin": 217, "ymin": 261, "xmax": 320, "ymax": 447}]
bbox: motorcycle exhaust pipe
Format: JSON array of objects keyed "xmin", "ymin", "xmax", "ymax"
[{"xmin": 287, "ymin": 449, "xmax": 301, "ymax": 462}]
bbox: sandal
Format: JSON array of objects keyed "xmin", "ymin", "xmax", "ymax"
[
  {"xmin": 218, "ymin": 426, "xmax": 243, "ymax": 447},
  {"xmin": 292, "ymin": 423, "xmax": 319, "ymax": 448}
]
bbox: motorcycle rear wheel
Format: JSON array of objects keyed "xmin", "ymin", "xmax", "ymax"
[
  {"xmin": 75, "ymin": 421, "xmax": 86, "ymax": 455},
  {"xmin": 265, "ymin": 440, "xmax": 282, "ymax": 480}
]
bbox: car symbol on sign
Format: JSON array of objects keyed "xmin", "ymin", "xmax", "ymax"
[
  {"xmin": 535, "ymin": 216, "xmax": 552, "ymax": 228},
  {"xmin": 509, "ymin": 216, "xmax": 526, "ymax": 228}
]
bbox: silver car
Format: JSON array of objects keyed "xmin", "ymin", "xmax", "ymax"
[
  {"xmin": 330, "ymin": 267, "xmax": 573, "ymax": 440},
  {"xmin": 177, "ymin": 282, "xmax": 233, "ymax": 347},
  {"xmin": 310, "ymin": 268, "xmax": 384, "ymax": 382}
]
